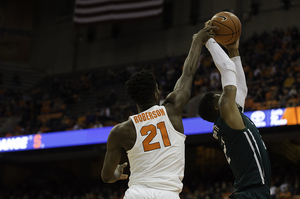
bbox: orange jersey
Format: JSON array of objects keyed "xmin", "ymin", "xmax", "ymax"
[{"xmin": 128, "ymin": 105, "xmax": 186, "ymax": 193}]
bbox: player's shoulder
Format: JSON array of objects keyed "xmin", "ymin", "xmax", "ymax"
[
  {"xmin": 112, "ymin": 118, "xmax": 134, "ymax": 131},
  {"xmin": 107, "ymin": 118, "xmax": 136, "ymax": 150},
  {"xmin": 110, "ymin": 118, "xmax": 135, "ymax": 138}
]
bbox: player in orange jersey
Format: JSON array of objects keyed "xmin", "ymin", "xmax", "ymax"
[{"xmin": 101, "ymin": 23, "xmax": 218, "ymax": 199}]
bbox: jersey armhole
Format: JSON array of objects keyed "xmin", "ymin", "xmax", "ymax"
[
  {"xmin": 127, "ymin": 117, "xmax": 139, "ymax": 154},
  {"xmin": 218, "ymin": 112, "xmax": 248, "ymax": 133},
  {"xmin": 162, "ymin": 107, "xmax": 186, "ymax": 139}
]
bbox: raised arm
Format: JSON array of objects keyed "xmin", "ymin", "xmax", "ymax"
[
  {"xmin": 205, "ymin": 38, "xmax": 245, "ymax": 129},
  {"xmin": 163, "ymin": 24, "xmax": 218, "ymax": 112},
  {"xmin": 205, "ymin": 37, "xmax": 247, "ymax": 111},
  {"xmin": 223, "ymin": 39, "xmax": 248, "ymax": 111}
]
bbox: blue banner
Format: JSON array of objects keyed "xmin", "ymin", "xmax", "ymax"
[{"xmin": 0, "ymin": 107, "xmax": 299, "ymax": 153}]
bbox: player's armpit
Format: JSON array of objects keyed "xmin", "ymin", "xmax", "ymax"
[{"xmin": 163, "ymin": 88, "xmax": 190, "ymax": 113}]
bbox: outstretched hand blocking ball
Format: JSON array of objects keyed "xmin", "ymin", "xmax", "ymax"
[{"xmin": 211, "ymin": 11, "xmax": 242, "ymax": 45}]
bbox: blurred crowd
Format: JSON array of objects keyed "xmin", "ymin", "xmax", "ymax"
[
  {"xmin": 179, "ymin": 165, "xmax": 300, "ymax": 199},
  {"xmin": 0, "ymin": 26, "xmax": 300, "ymax": 137},
  {"xmin": 1, "ymin": 165, "xmax": 299, "ymax": 199}
]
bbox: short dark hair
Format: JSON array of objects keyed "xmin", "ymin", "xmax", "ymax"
[
  {"xmin": 198, "ymin": 92, "xmax": 219, "ymax": 123},
  {"xmin": 125, "ymin": 70, "xmax": 157, "ymax": 105}
]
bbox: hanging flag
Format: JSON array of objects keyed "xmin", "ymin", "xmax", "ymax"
[
  {"xmin": 0, "ymin": 0, "xmax": 34, "ymax": 63},
  {"xmin": 73, "ymin": 0, "xmax": 164, "ymax": 25}
]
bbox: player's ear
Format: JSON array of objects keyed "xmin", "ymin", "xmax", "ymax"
[
  {"xmin": 154, "ymin": 83, "xmax": 160, "ymax": 100},
  {"xmin": 214, "ymin": 105, "xmax": 219, "ymax": 111},
  {"xmin": 154, "ymin": 92, "xmax": 159, "ymax": 100}
]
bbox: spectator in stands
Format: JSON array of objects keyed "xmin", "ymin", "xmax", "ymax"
[
  {"xmin": 253, "ymin": 87, "xmax": 265, "ymax": 102},
  {"xmin": 283, "ymin": 72, "xmax": 295, "ymax": 88},
  {"xmin": 2, "ymin": 26, "xmax": 300, "ymax": 138},
  {"xmin": 279, "ymin": 183, "xmax": 292, "ymax": 199},
  {"xmin": 270, "ymin": 181, "xmax": 278, "ymax": 199},
  {"xmin": 209, "ymin": 68, "xmax": 220, "ymax": 82},
  {"xmin": 86, "ymin": 110, "xmax": 96, "ymax": 126},
  {"xmin": 93, "ymin": 120, "xmax": 103, "ymax": 128},
  {"xmin": 279, "ymin": 88, "xmax": 290, "ymax": 108},
  {"xmin": 99, "ymin": 106, "xmax": 110, "ymax": 120}
]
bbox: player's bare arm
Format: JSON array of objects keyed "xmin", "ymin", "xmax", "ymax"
[
  {"xmin": 162, "ymin": 24, "xmax": 218, "ymax": 133},
  {"xmin": 219, "ymin": 85, "xmax": 245, "ymax": 130},
  {"xmin": 163, "ymin": 24, "xmax": 218, "ymax": 113},
  {"xmin": 101, "ymin": 125, "xmax": 128, "ymax": 183}
]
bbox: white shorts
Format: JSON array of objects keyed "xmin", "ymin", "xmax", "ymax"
[{"xmin": 123, "ymin": 186, "xmax": 180, "ymax": 199}]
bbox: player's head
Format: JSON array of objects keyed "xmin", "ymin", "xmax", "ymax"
[
  {"xmin": 126, "ymin": 70, "xmax": 160, "ymax": 106},
  {"xmin": 197, "ymin": 92, "xmax": 220, "ymax": 123}
]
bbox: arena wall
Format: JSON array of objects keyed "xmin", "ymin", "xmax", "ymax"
[{"xmin": 13, "ymin": 0, "xmax": 300, "ymax": 74}]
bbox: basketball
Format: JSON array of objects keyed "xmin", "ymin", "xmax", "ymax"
[{"xmin": 211, "ymin": 11, "xmax": 242, "ymax": 45}]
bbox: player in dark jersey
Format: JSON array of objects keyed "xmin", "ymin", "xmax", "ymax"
[{"xmin": 197, "ymin": 27, "xmax": 272, "ymax": 198}]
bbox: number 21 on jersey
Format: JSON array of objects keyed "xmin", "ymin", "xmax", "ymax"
[{"xmin": 140, "ymin": 121, "xmax": 171, "ymax": 152}]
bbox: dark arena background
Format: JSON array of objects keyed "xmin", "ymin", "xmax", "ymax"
[{"xmin": 0, "ymin": 0, "xmax": 300, "ymax": 198}]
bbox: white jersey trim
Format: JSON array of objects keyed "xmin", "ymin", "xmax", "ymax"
[{"xmin": 243, "ymin": 131, "xmax": 265, "ymax": 184}]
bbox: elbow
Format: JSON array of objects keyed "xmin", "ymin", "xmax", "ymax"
[
  {"xmin": 102, "ymin": 178, "xmax": 111, "ymax": 183},
  {"xmin": 101, "ymin": 171, "xmax": 111, "ymax": 183},
  {"xmin": 102, "ymin": 176, "xmax": 113, "ymax": 183},
  {"xmin": 101, "ymin": 176, "xmax": 109, "ymax": 183}
]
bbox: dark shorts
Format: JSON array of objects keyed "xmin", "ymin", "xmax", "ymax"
[{"xmin": 229, "ymin": 185, "xmax": 272, "ymax": 199}]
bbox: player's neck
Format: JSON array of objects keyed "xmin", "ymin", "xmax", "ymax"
[{"xmin": 137, "ymin": 102, "xmax": 159, "ymax": 113}]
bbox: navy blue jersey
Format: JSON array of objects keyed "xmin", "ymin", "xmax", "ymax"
[{"xmin": 213, "ymin": 110, "xmax": 271, "ymax": 191}]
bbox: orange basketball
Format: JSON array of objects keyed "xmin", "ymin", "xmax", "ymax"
[{"xmin": 211, "ymin": 11, "xmax": 242, "ymax": 45}]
